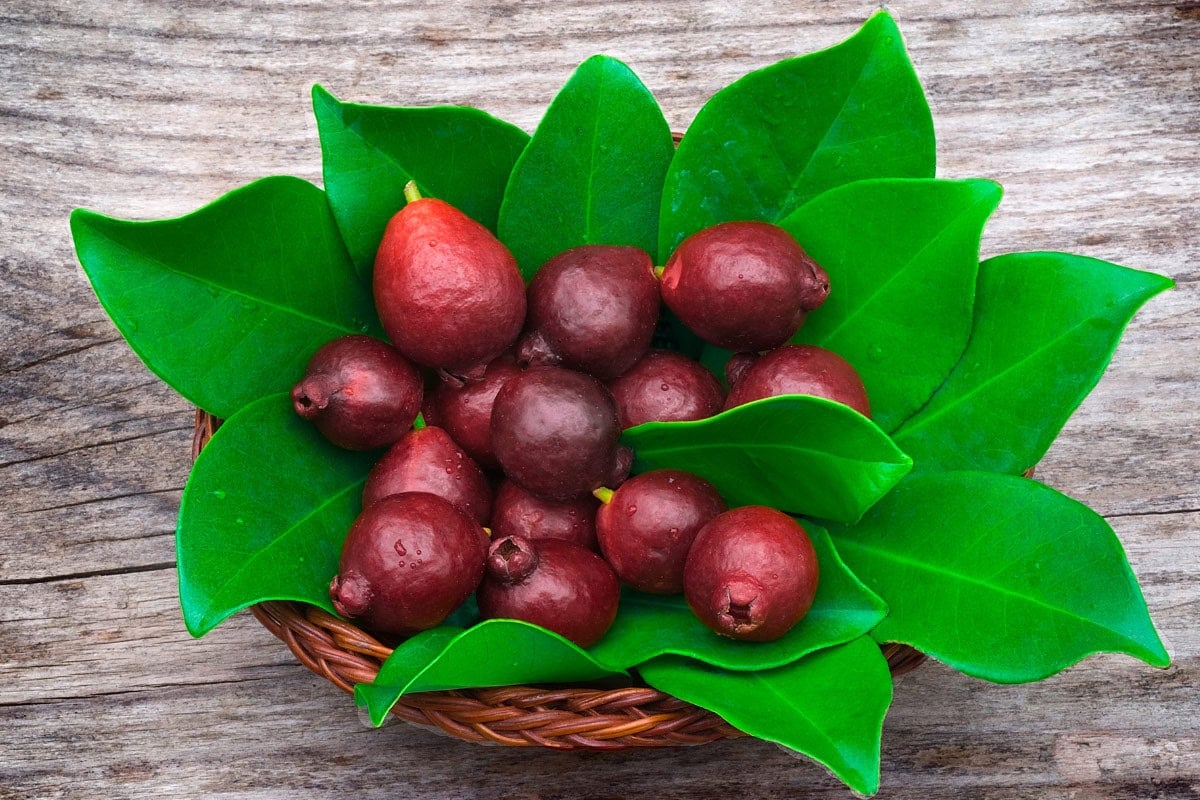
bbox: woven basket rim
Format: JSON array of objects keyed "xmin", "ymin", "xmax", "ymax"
[{"xmin": 190, "ymin": 409, "xmax": 925, "ymax": 749}]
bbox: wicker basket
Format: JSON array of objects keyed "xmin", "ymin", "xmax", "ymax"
[{"xmin": 191, "ymin": 409, "xmax": 925, "ymax": 749}]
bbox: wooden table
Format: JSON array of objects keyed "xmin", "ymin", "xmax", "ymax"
[{"xmin": 3, "ymin": 2, "xmax": 1197, "ymax": 797}]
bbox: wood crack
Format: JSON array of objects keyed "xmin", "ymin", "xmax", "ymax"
[
  {"xmin": 0, "ymin": 673, "xmax": 282, "ymax": 709},
  {"xmin": 0, "ymin": 336, "xmax": 122, "ymax": 376},
  {"xmin": 0, "ymin": 425, "xmax": 191, "ymax": 470},
  {"xmin": 0, "ymin": 561, "xmax": 176, "ymax": 587}
]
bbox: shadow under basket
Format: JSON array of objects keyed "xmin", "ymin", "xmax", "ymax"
[{"xmin": 193, "ymin": 409, "xmax": 926, "ymax": 750}]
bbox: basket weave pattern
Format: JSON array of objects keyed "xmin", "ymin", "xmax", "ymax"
[{"xmin": 193, "ymin": 409, "xmax": 925, "ymax": 749}]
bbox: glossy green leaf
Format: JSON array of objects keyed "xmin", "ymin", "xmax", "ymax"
[
  {"xmin": 659, "ymin": 10, "xmax": 935, "ymax": 257},
  {"xmin": 621, "ymin": 395, "xmax": 913, "ymax": 523},
  {"xmin": 353, "ymin": 626, "xmax": 464, "ymax": 725},
  {"xmin": 781, "ymin": 179, "xmax": 1003, "ymax": 432},
  {"xmin": 893, "ymin": 252, "xmax": 1174, "ymax": 473},
  {"xmin": 177, "ymin": 394, "xmax": 376, "ymax": 636},
  {"xmin": 356, "ymin": 619, "xmax": 627, "ymax": 727},
  {"xmin": 71, "ymin": 176, "xmax": 377, "ymax": 420},
  {"xmin": 498, "ymin": 55, "xmax": 674, "ymax": 276},
  {"xmin": 589, "ymin": 523, "xmax": 886, "ymax": 670},
  {"xmin": 830, "ymin": 471, "xmax": 1170, "ymax": 683},
  {"xmin": 639, "ymin": 637, "xmax": 892, "ymax": 795},
  {"xmin": 313, "ymin": 85, "xmax": 530, "ymax": 278}
]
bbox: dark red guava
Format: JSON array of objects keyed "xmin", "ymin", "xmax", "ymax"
[
  {"xmin": 329, "ymin": 492, "xmax": 488, "ymax": 636},
  {"xmin": 291, "ymin": 335, "xmax": 422, "ymax": 451},
  {"xmin": 683, "ymin": 506, "xmax": 820, "ymax": 642},
  {"xmin": 660, "ymin": 221, "xmax": 829, "ymax": 352},
  {"xmin": 476, "ymin": 535, "xmax": 620, "ymax": 647},
  {"xmin": 362, "ymin": 426, "xmax": 493, "ymax": 525},
  {"xmin": 595, "ymin": 469, "xmax": 726, "ymax": 594},
  {"xmin": 517, "ymin": 244, "xmax": 660, "ymax": 379},
  {"xmin": 607, "ymin": 349, "xmax": 725, "ymax": 429},
  {"xmin": 491, "ymin": 366, "xmax": 630, "ymax": 501},
  {"xmin": 490, "ymin": 479, "xmax": 599, "ymax": 551},
  {"xmin": 373, "ymin": 194, "xmax": 526, "ymax": 376},
  {"xmin": 724, "ymin": 344, "xmax": 870, "ymax": 417}
]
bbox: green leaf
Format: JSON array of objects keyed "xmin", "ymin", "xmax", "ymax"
[
  {"xmin": 71, "ymin": 176, "xmax": 377, "ymax": 420},
  {"xmin": 830, "ymin": 471, "xmax": 1170, "ymax": 683},
  {"xmin": 177, "ymin": 394, "xmax": 375, "ymax": 636},
  {"xmin": 659, "ymin": 10, "xmax": 935, "ymax": 258},
  {"xmin": 498, "ymin": 55, "xmax": 674, "ymax": 277},
  {"xmin": 589, "ymin": 522, "xmax": 886, "ymax": 670},
  {"xmin": 313, "ymin": 85, "xmax": 530, "ymax": 278},
  {"xmin": 640, "ymin": 637, "xmax": 892, "ymax": 796},
  {"xmin": 352, "ymin": 626, "xmax": 464, "ymax": 725},
  {"xmin": 621, "ymin": 395, "xmax": 913, "ymax": 523},
  {"xmin": 355, "ymin": 619, "xmax": 627, "ymax": 727},
  {"xmin": 893, "ymin": 252, "xmax": 1174, "ymax": 473},
  {"xmin": 781, "ymin": 179, "xmax": 1003, "ymax": 433}
]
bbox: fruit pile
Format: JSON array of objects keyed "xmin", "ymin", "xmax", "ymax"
[
  {"xmin": 301, "ymin": 181, "xmax": 853, "ymax": 648},
  {"xmin": 71, "ymin": 11, "xmax": 1172, "ymax": 792}
]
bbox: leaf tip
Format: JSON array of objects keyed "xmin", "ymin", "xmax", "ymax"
[{"xmin": 311, "ymin": 83, "xmax": 337, "ymax": 106}]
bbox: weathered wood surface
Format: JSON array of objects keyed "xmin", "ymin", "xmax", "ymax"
[{"xmin": 2, "ymin": 1, "xmax": 1197, "ymax": 797}]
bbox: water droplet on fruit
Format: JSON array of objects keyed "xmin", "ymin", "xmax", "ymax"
[
  {"xmin": 212, "ymin": 490, "xmax": 226, "ymax": 500},
  {"xmin": 626, "ymin": 504, "xmax": 638, "ymax": 516},
  {"xmin": 127, "ymin": 320, "xmax": 139, "ymax": 332},
  {"xmin": 394, "ymin": 541, "xmax": 407, "ymax": 556},
  {"xmin": 660, "ymin": 383, "xmax": 670, "ymax": 391},
  {"xmin": 235, "ymin": 517, "xmax": 244, "ymax": 525},
  {"xmin": 869, "ymin": 344, "xmax": 884, "ymax": 362}
]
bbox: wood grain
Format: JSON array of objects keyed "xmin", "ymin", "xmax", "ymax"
[{"xmin": 2, "ymin": 0, "xmax": 1197, "ymax": 797}]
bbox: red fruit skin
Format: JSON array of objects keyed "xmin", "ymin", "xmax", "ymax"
[
  {"xmin": 521, "ymin": 244, "xmax": 661, "ymax": 379},
  {"xmin": 425, "ymin": 353, "xmax": 521, "ymax": 469},
  {"xmin": 608, "ymin": 350, "xmax": 725, "ymax": 429},
  {"xmin": 491, "ymin": 366, "xmax": 624, "ymax": 501},
  {"xmin": 373, "ymin": 197, "xmax": 526, "ymax": 374},
  {"xmin": 724, "ymin": 344, "xmax": 870, "ymax": 417},
  {"xmin": 660, "ymin": 221, "xmax": 829, "ymax": 352},
  {"xmin": 362, "ymin": 426, "xmax": 493, "ymax": 525},
  {"xmin": 683, "ymin": 506, "xmax": 819, "ymax": 642},
  {"xmin": 329, "ymin": 493, "xmax": 488, "ymax": 637},
  {"xmin": 477, "ymin": 537, "xmax": 620, "ymax": 647},
  {"xmin": 596, "ymin": 469, "xmax": 726, "ymax": 594},
  {"xmin": 490, "ymin": 479, "xmax": 599, "ymax": 551},
  {"xmin": 291, "ymin": 335, "xmax": 423, "ymax": 450}
]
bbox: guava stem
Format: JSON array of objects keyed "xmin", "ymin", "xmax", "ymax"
[
  {"xmin": 653, "ymin": 265, "xmax": 666, "ymax": 280},
  {"xmin": 482, "ymin": 526, "xmax": 492, "ymax": 537},
  {"xmin": 412, "ymin": 412, "xmax": 426, "ymax": 430},
  {"xmin": 593, "ymin": 487, "xmax": 615, "ymax": 505},
  {"xmin": 403, "ymin": 180, "xmax": 423, "ymax": 204}
]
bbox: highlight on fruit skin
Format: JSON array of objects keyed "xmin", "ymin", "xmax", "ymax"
[
  {"xmin": 683, "ymin": 506, "xmax": 820, "ymax": 642},
  {"xmin": 660, "ymin": 220, "xmax": 830, "ymax": 352}
]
